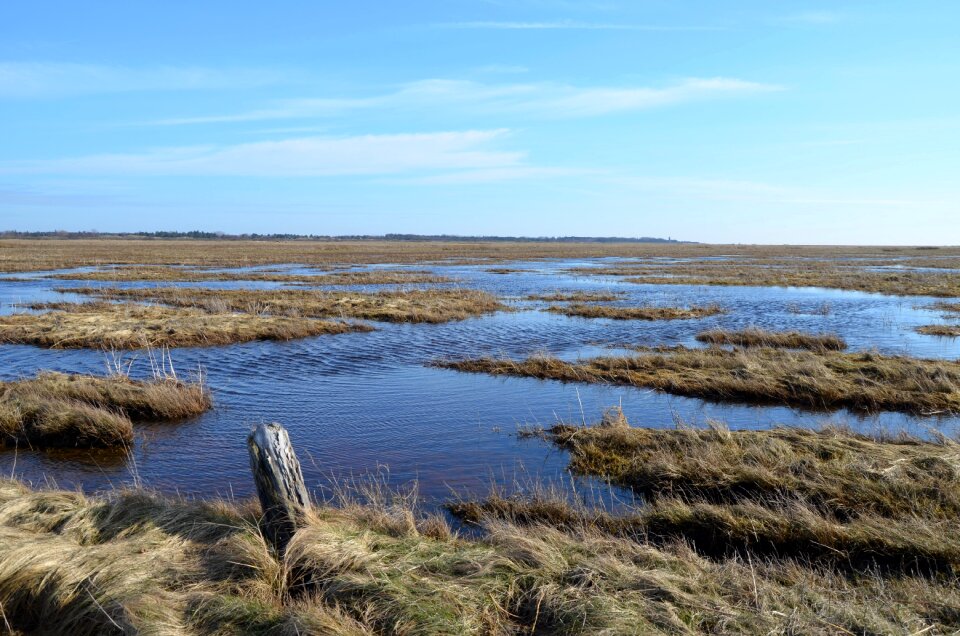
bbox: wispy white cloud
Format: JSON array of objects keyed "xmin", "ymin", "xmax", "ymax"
[
  {"xmin": 147, "ymin": 77, "xmax": 781, "ymax": 126},
  {"xmin": 0, "ymin": 62, "xmax": 297, "ymax": 99},
  {"xmin": 607, "ymin": 175, "xmax": 938, "ymax": 208},
  {"xmin": 390, "ymin": 166, "xmax": 597, "ymax": 185},
  {"xmin": 475, "ymin": 64, "xmax": 530, "ymax": 74},
  {"xmin": 776, "ymin": 11, "xmax": 844, "ymax": 25},
  {"xmin": 0, "ymin": 130, "xmax": 525, "ymax": 178},
  {"xmin": 434, "ymin": 20, "xmax": 717, "ymax": 31}
]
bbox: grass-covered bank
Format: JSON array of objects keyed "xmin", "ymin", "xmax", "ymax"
[
  {"xmin": 4, "ymin": 452, "xmax": 960, "ymax": 635},
  {"xmin": 438, "ymin": 345, "xmax": 960, "ymax": 415},
  {"xmin": 0, "ymin": 372, "xmax": 210, "ymax": 448}
]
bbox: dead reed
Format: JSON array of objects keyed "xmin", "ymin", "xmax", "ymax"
[
  {"xmin": 437, "ymin": 346, "xmax": 960, "ymax": 414},
  {"xmin": 0, "ymin": 371, "xmax": 210, "ymax": 448},
  {"xmin": 547, "ymin": 303, "xmax": 724, "ymax": 321},
  {"xmin": 0, "ymin": 302, "xmax": 370, "ymax": 349},
  {"xmin": 695, "ymin": 327, "xmax": 847, "ymax": 351}
]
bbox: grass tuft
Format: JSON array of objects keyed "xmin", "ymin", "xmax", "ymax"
[
  {"xmin": 0, "ymin": 371, "xmax": 210, "ymax": 448},
  {"xmin": 547, "ymin": 303, "xmax": 724, "ymax": 321},
  {"xmin": 916, "ymin": 325, "xmax": 960, "ymax": 337},
  {"xmin": 695, "ymin": 327, "xmax": 847, "ymax": 351},
  {"xmin": 525, "ymin": 291, "xmax": 625, "ymax": 302}
]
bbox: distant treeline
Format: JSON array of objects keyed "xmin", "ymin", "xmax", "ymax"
[{"xmin": 0, "ymin": 230, "xmax": 690, "ymax": 244}]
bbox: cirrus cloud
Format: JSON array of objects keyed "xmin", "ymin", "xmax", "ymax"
[
  {"xmin": 0, "ymin": 130, "xmax": 525, "ymax": 178},
  {"xmin": 147, "ymin": 77, "xmax": 782, "ymax": 126}
]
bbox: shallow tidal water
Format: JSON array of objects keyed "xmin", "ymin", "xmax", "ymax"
[{"xmin": 2, "ymin": 259, "xmax": 960, "ymax": 507}]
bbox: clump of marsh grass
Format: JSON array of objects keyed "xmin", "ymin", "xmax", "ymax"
[
  {"xmin": 437, "ymin": 346, "xmax": 960, "ymax": 414},
  {"xmin": 932, "ymin": 301, "xmax": 960, "ymax": 314},
  {"xmin": 547, "ymin": 303, "xmax": 724, "ymax": 321},
  {"xmin": 455, "ymin": 412, "xmax": 960, "ymax": 576},
  {"xmin": 786, "ymin": 301, "xmax": 833, "ymax": 316},
  {"xmin": 64, "ymin": 286, "xmax": 506, "ymax": 324},
  {"xmin": 525, "ymin": 291, "xmax": 625, "ymax": 302},
  {"xmin": 0, "ymin": 370, "xmax": 210, "ymax": 448},
  {"xmin": 547, "ymin": 415, "xmax": 960, "ymax": 520},
  {"xmin": 695, "ymin": 327, "xmax": 847, "ymax": 351},
  {"xmin": 916, "ymin": 325, "xmax": 960, "ymax": 337},
  {"xmin": 0, "ymin": 301, "xmax": 371, "ymax": 349}
]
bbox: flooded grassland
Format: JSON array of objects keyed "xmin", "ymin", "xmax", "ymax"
[{"xmin": 2, "ymin": 240, "xmax": 960, "ymax": 633}]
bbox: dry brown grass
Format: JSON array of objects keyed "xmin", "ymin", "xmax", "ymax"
[
  {"xmin": 68, "ymin": 286, "xmax": 506, "ymax": 324},
  {"xmin": 548, "ymin": 416, "xmax": 960, "ymax": 519},
  {"xmin": 933, "ymin": 302, "xmax": 960, "ymax": 314},
  {"xmin": 453, "ymin": 416, "xmax": 960, "ymax": 597},
  {"xmin": 3, "ymin": 473, "xmax": 960, "ymax": 635},
  {"xmin": 695, "ymin": 327, "xmax": 847, "ymax": 351},
  {"xmin": 4, "ymin": 238, "xmax": 960, "ymax": 273},
  {"xmin": 0, "ymin": 302, "xmax": 370, "ymax": 349},
  {"xmin": 525, "ymin": 291, "xmax": 625, "ymax": 302},
  {"xmin": 570, "ymin": 260, "xmax": 960, "ymax": 297},
  {"xmin": 0, "ymin": 372, "xmax": 210, "ymax": 448},
  {"xmin": 916, "ymin": 325, "xmax": 960, "ymax": 337},
  {"xmin": 45, "ymin": 266, "xmax": 453, "ymax": 286},
  {"xmin": 438, "ymin": 346, "xmax": 960, "ymax": 414},
  {"xmin": 548, "ymin": 303, "xmax": 724, "ymax": 321}
]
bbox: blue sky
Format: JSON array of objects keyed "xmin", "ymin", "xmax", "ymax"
[{"xmin": 1, "ymin": 1, "xmax": 957, "ymax": 243}]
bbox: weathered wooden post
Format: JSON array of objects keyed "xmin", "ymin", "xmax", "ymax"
[{"xmin": 247, "ymin": 422, "xmax": 311, "ymax": 554}]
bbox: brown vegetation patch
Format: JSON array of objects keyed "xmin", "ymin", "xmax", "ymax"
[
  {"xmin": 0, "ymin": 302, "xmax": 369, "ymax": 349},
  {"xmin": 548, "ymin": 418, "xmax": 960, "ymax": 519},
  {"xmin": 916, "ymin": 325, "xmax": 960, "ymax": 337},
  {"xmin": 437, "ymin": 346, "xmax": 960, "ymax": 414},
  {"xmin": 525, "ymin": 291, "xmax": 625, "ymax": 302},
  {"xmin": 933, "ymin": 302, "xmax": 960, "ymax": 313},
  {"xmin": 696, "ymin": 327, "xmax": 847, "ymax": 351},
  {"xmin": 0, "ymin": 372, "xmax": 210, "ymax": 448},
  {"xmin": 46, "ymin": 266, "xmax": 453, "ymax": 286},
  {"xmin": 69, "ymin": 286, "xmax": 506, "ymax": 324},
  {"xmin": 547, "ymin": 303, "xmax": 724, "ymax": 321},
  {"xmin": 456, "ymin": 416, "xmax": 960, "ymax": 577},
  {"xmin": 5, "ymin": 238, "xmax": 960, "ymax": 273},
  {"xmin": 569, "ymin": 260, "xmax": 960, "ymax": 297}
]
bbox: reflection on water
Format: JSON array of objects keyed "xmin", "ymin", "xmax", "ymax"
[{"xmin": 1, "ymin": 260, "xmax": 959, "ymax": 506}]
